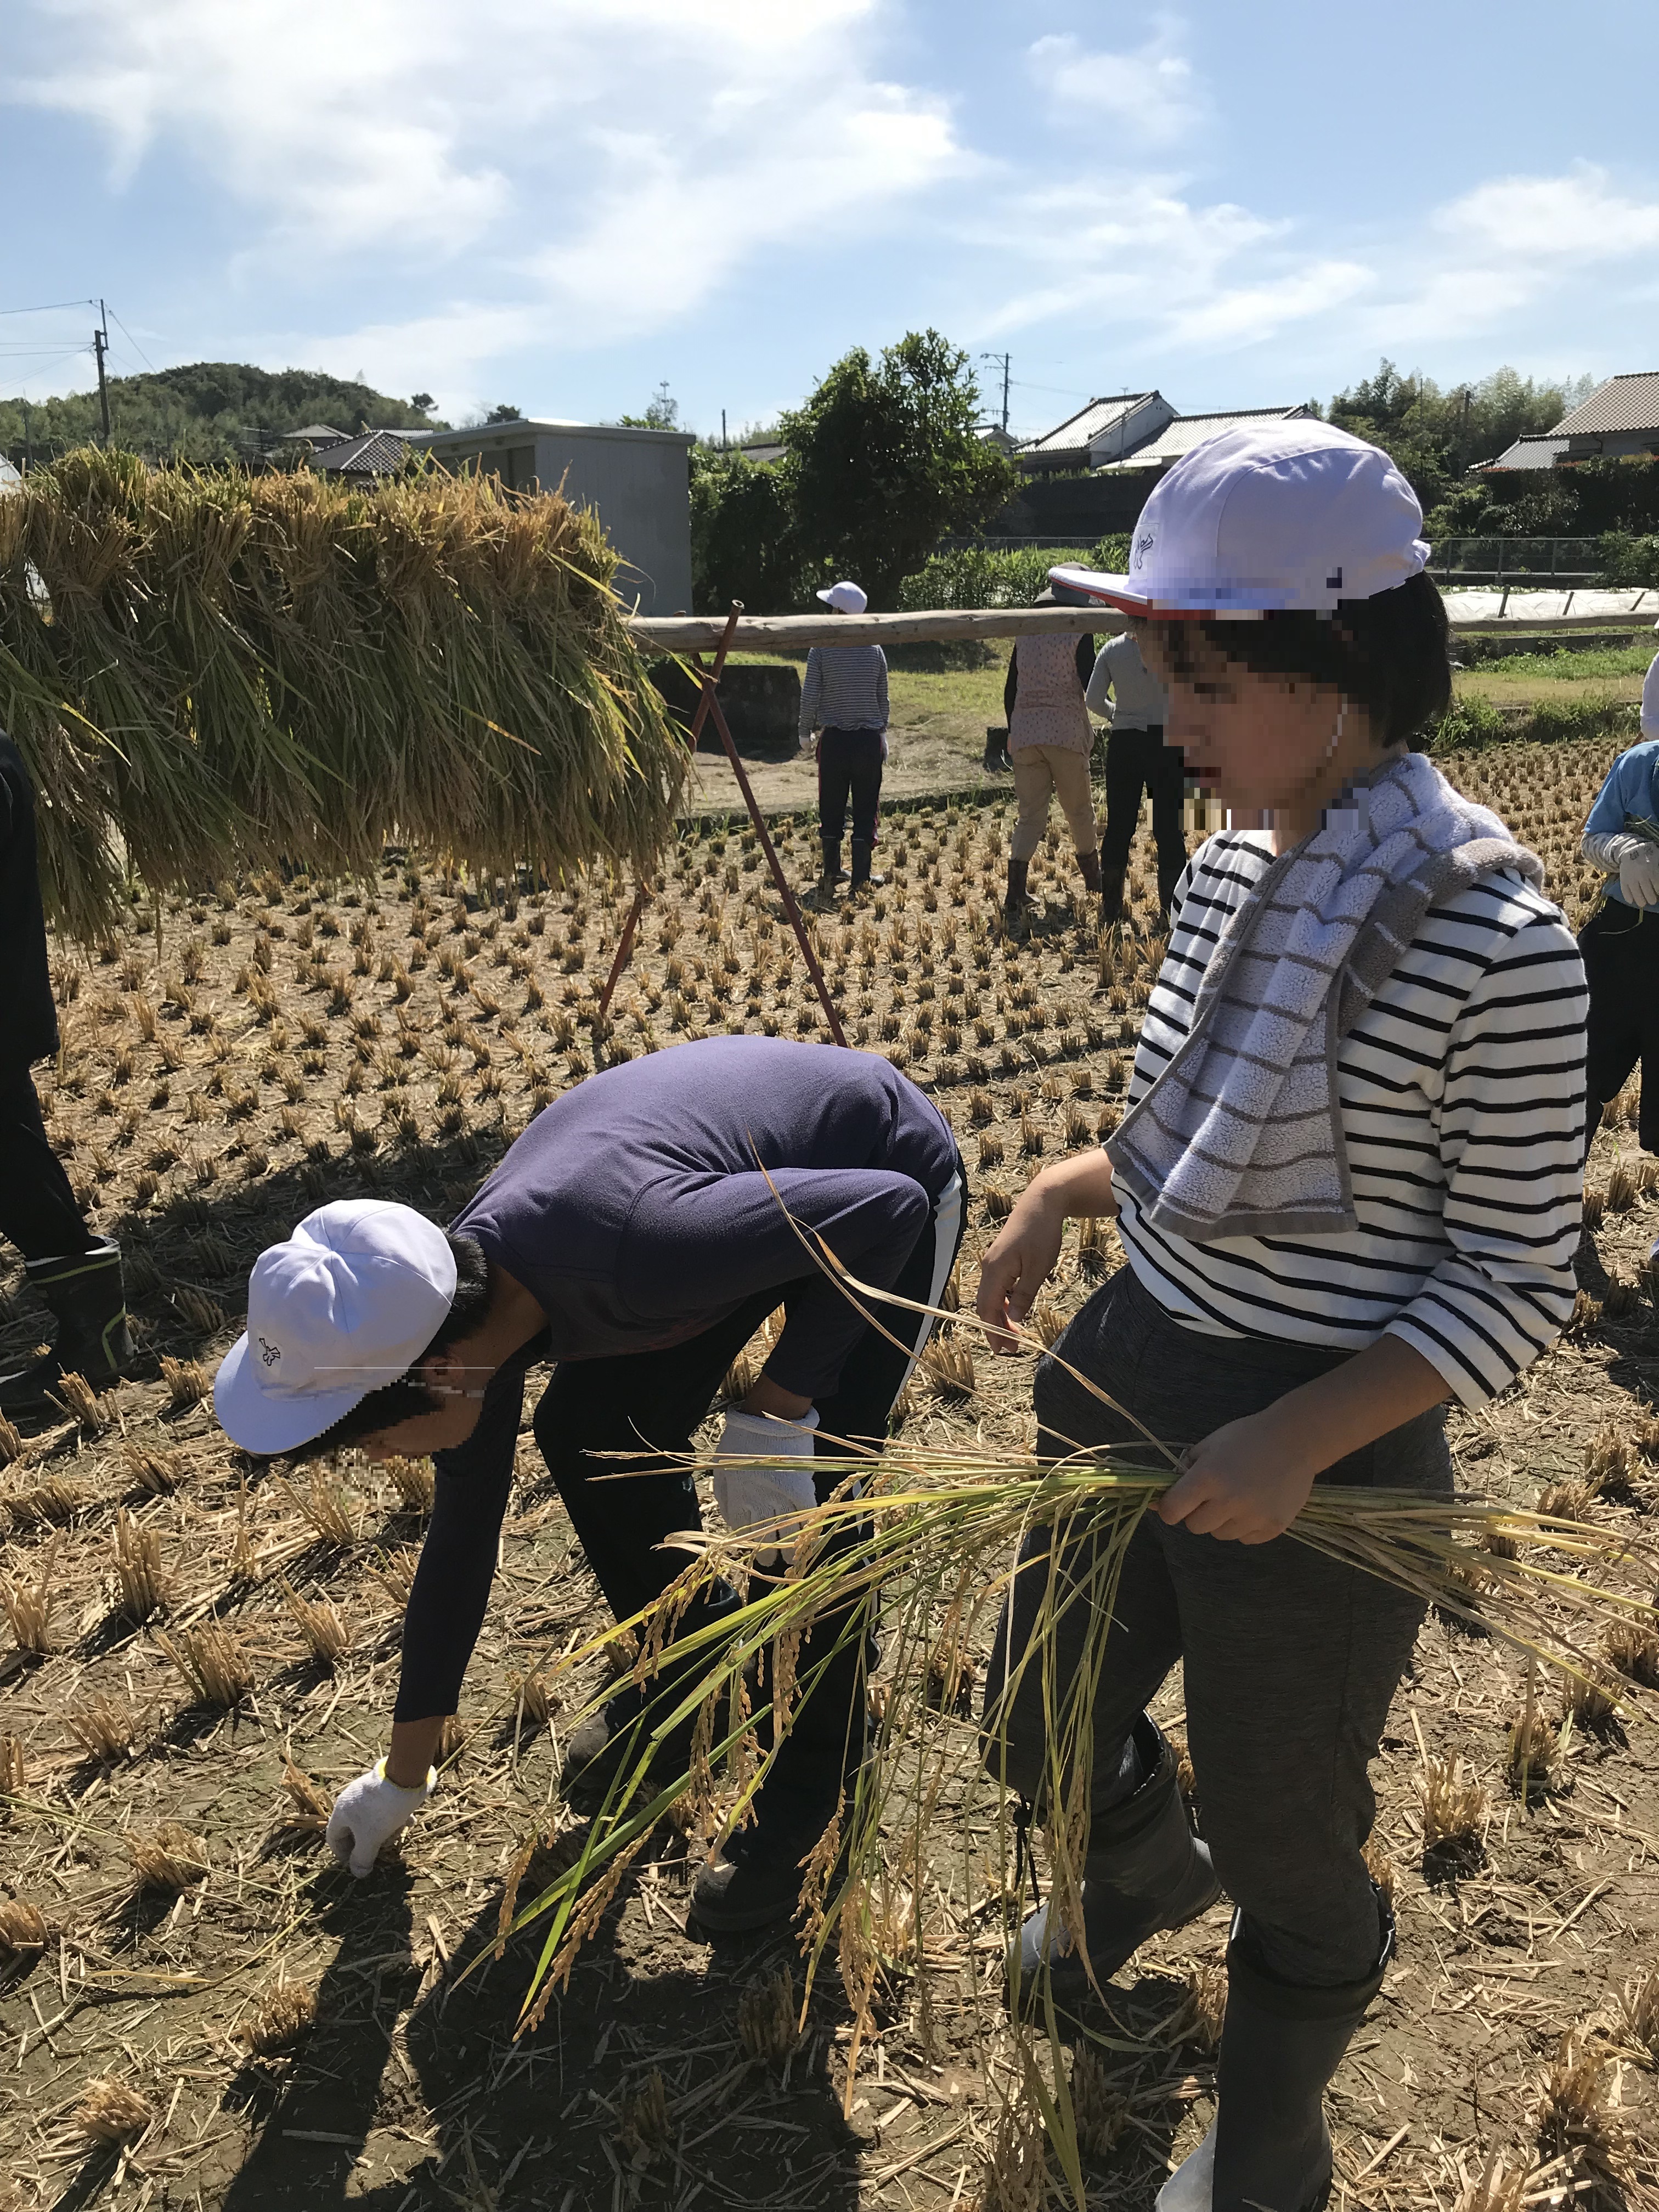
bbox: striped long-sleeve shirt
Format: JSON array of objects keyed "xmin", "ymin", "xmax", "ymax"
[
  {"xmin": 799, "ymin": 644, "xmax": 889, "ymax": 740},
  {"xmin": 1114, "ymin": 830, "xmax": 1587, "ymax": 1409}
]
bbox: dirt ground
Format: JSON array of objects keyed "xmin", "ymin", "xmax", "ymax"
[{"xmin": 3, "ymin": 735, "xmax": 1659, "ymax": 2211}]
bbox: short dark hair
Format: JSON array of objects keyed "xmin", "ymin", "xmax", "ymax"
[
  {"xmin": 1147, "ymin": 570, "xmax": 1452, "ymax": 749},
  {"xmin": 286, "ymin": 1232, "xmax": 492, "ymax": 1462}
]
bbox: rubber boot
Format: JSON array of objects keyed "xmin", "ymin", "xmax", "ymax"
[
  {"xmin": 1157, "ymin": 848, "xmax": 1186, "ymax": 927},
  {"xmin": 1078, "ymin": 848, "xmax": 1103, "ymax": 905},
  {"xmin": 849, "ymin": 837, "xmax": 886, "ymax": 891},
  {"xmin": 1012, "ymin": 1716, "xmax": 1223, "ymax": 2008},
  {"xmin": 813, "ymin": 837, "xmax": 842, "ymax": 909},
  {"xmin": 0, "ymin": 1238, "xmax": 134, "ymax": 1414},
  {"xmin": 983, "ymin": 727, "xmax": 1012, "ymax": 774},
  {"xmin": 1100, "ymin": 863, "xmax": 1126, "ymax": 929},
  {"xmin": 1156, "ymin": 1892, "xmax": 1396, "ymax": 2212},
  {"xmin": 1004, "ymin": 856, "xmax": 1031, "ymax": 925}
]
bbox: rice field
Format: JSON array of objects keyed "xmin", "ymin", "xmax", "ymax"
[{"xmin": 2, "ymin": 734, "xmax": 1658, "ymax": 2210}]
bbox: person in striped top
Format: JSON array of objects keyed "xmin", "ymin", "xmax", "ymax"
[{"xmin": 976, "ymin": 423, "xmax": 1586, "ymax": 2212}]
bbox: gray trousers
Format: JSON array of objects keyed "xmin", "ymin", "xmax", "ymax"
[{"xmin": 983, "ymin": 1264, "xmax": 1451, "ymax": 1989}]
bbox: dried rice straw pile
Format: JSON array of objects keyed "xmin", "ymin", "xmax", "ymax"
[{"xmin": 0, "ymin": 448, "xmax": 687, "ymax": 939}]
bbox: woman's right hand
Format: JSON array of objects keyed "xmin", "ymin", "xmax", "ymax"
[
  {"xmin": 974, "ymin": 1153, "xmax": 1118, "ymax": 1353},
  {"xmin": 975, "ymin": 1183, "xmax": 1068, "ymax": 1353}
]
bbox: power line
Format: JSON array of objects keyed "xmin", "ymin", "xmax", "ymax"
[
  {"xmin": 0, "ymin": 297, "xmax": 96, "ymax": 318},
  {"xmin": 108, "ymin": 305, "xmax": 155, "ymax": 373}
]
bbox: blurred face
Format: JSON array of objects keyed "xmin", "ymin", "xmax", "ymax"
[{"xmin": 1139, "ymin": 623, "xmax": 1389, "ymax": 825}]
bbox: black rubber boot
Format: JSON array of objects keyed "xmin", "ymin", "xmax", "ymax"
[
  {"xmin": 849, "ymin": 838, "xmax": 886, "ymax": 891},
  {"xmin": 983, "ymin": 727, "xmax": 1013, "ymax": 774},
  {"xmin": 1157, "ymin": 849, "xmax": 1186, "ymax": 926},
  {"xmin": 1101, "ymin": 863, "xmax": 1126, "ymax": 929},
  {"xmin": 1012, "ymin": 1716, "xmax": 1223, "ymax": 2008},
  {"xmin": 1003, "ymin": 857, "xmax": 1031, "ymax": 925},
  {"xmin": 1078, "ymin": 848, "xmax": 1103, "ymax": 901},
  {"xmin": 1156, "ymin": 1891, "xmax": 1396, "ymax": 2211},
  {"xmin": 690, "ymin": 1791, "xmax": 849, "ymax": 1934},
  {"xmin": 0, "ymin": 1238, "xmax": 134, "ymax": 1414},
  {"xmin": 561, "ymin": 1682, "xmax": 699, "ymax": 1815}
]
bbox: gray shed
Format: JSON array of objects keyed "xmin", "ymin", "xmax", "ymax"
[{"xmin": 416, "ymin": 420, "xmax": 693, "ymax": 616}]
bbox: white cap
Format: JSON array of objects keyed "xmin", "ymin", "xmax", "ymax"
[
  {"xmin": 1050, "ymin": 420, "xmax": 1430, "ymax": 619},
  {"xmin": 816, "ymin": 579, "xmax": 868, "ymax": 614},
  {"xmin": 213, "ymin": 1201, "xmax": 458, "ymax": 1454}
]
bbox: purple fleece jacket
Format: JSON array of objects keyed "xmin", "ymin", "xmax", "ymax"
[{"xmin": 449, "ymin": 1035, "xmax": 956, "ymax": 1397}]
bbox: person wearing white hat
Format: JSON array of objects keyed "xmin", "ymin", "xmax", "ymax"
[
  {"xmin": 975, "ymin": 421, "xmax": 1585, "ymax": 2212},
  {"xmin": 799, "ymin": 579, "xmax": 889, "ymax": 899},
  {"xmin": 1577, "ymin": 614, "xmax": 1659, "ymax": 1155},
  {"xmin": 213, "ymin": 1036, "xmax": 963, "ymax": 1936}
]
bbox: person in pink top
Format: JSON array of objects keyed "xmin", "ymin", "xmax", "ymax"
[{"xmin": 1001, "ymin": 586, "xmax": 1099, "ymax": 923}]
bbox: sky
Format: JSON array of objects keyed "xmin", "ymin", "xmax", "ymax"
[{"xmin": 3, "ymin": 0, "xmax": 1657, "ymax": 441}]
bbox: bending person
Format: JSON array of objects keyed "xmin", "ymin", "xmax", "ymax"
[
  {"xmin": 1579, "ymin": 614, "xmax": 1659, "ymax": 1155},
  {"xmin": 213, "ymin": 1035, "xmax": 963, "ymax": 1936},
  {"xmin": 975, "ymin": 425, "xmax": 1584, "ymax": 2212},
  {"xmin": 1001, "ymin": 589, "xmax": 1099, "ymax": 923},
  {"xmin": 0, "ymin": 729, "xmax": 134, "ymax": 1414},
  {"xmin": 1086, "ymin": 627, "xmax": 1184, "ymax": 926}
]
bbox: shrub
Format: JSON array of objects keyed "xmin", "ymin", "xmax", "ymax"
[{"xmin": 897, "ymin": 537, "xmax": 1130, "ymax": 612}]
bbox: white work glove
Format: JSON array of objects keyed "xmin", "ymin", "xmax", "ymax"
[
  {"xmin": 325, "ymin": 1759, "xmax": 433, "ymax": 1878},
  {"xmin": 1584, "ymin": 831, "xmax": 1659, "ymax": 908},
  {"xmin": 711, "ymin": 1408, "xmax": 820, "ymax": 1548},
  {"xmin": 798, "ymin": 732, "xmax": 819, "ymax": 755}
]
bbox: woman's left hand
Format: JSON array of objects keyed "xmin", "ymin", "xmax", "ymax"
[{"xmin": 1155, "ymin": 1409, "xmax": 1317, "ymax": 1544}]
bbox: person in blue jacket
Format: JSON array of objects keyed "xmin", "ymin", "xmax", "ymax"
[
  {"xmin": 1579, "ymin": 631, "xmax": 1659, "ymax": 1155},
  {"xmin": 212, "ymin": 1036, "xmax": 963, "ymax": 1934}
]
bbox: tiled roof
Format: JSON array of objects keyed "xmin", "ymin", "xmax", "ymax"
[
  {"xmin": 1483, "ymin": 435, "xmax": 1570, "ymax": 472},
  {"xmin": 284, "ymin": 424, "xmax": 348, "ymax": 444},
  {"xmin": 1020, "ymin": 393, "xmax": 1159, "ymax": 459},
  {"xmin": 1554, "ymin": 373, "xmax": 1659, "ymax": 438},
  {"xmin": 1095, "ymin": 404, "xmax": 1312, "ymax": 471},
  {"xmin": 309, "ymin": 430, "xmax": 413, "ymax": 477}
]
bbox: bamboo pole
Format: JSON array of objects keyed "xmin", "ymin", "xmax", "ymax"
[{"xmin": 625, "ymin": 586, "xmax": 1659, "ymax": 653}]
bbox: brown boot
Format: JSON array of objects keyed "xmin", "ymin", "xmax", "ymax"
[
  {"xmin": 1004, "ymin": 857, "xmax": 1031, "ymax": 925},
  {"xmin": 1079, "ymin": 848, "xmax": 1103, "ymax": 900}
]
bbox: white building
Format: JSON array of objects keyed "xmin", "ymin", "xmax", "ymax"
[{"xmin": 416, "ymin": 419, "xmax": 694, "ymax": 616}]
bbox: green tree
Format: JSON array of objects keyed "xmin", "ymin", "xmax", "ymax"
[
  {"xmin": 780, "ymin": 331, "xmax": 1013, "ymax": 607},
  {"xmin": 483, "ymin": 403, "xmax": 523, "ymax": 424},
  {"xmin": 1328, "ymin": 359, "xmax": 1593, "ymax": 517},
  {"xmin": 0, "ymin": 362, "xmax": 443, "ymax": 469},
  {"xmin": 689, "ymin": 446, "xmax": 804, "ymax": 613}
]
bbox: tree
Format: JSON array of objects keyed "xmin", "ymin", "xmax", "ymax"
[
  {"xmin": 689, "ymin": 447, "xmax": 804, "ymax": 614},
  {"xmin": 1327, "ymin": 359, "xmax": 1594, "ymax": 518},
  {"xmin": 780, "ymin": 331, "xmax": 1013, "ymax": 606},
  {"xmin": 409, "ymin": 392, "xmax": 435, "ymax": 413},
  {"xmin": 484, "ymin": 403, "xmax": 523, "ymax": 425},
  {"xmin": 620, "ymin": 382, "xmax": 681, "ymax": 431}
]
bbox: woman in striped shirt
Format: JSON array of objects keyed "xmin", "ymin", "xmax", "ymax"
[{"xmin": 974, "ymin": 424, "xmax": 1585, "ymax": 2212}]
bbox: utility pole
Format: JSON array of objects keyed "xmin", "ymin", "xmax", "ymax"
[
  {"xmin": 979, "ymin": 352, "xmax": 1012, "ymax": 433},
  {"xmin": 721, "ymin": 407, "xmax": 727, "ymax": 451},
  {"xmin": 92, "ymin": 300, "xmax": 111, "ymax": 443}
]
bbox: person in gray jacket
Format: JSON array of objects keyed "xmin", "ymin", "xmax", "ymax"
[
  {"xmin": 799, "ymin": 579, "xmax": 889, "ymax": 900},
  {"xmin": 1087, "ymin": 630, "xmax": 1187, "ymax": 926}
]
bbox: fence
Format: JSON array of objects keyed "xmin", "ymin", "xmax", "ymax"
[{"xmin": 1429, "ymin": 538, "xmax": 1602, "ymax": 584}]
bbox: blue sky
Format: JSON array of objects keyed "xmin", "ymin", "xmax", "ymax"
[{"xmin": 3, "ymin": 0, "xmax": 1657, "ymax": 440}]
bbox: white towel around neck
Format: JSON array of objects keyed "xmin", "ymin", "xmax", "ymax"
[{"xmin": 1104, "ymin": 749, "xmax": 1545, "ymax": 1243}]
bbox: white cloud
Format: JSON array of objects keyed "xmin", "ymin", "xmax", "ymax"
[
  {"xmin": 1436, "ymin": 164, "xmax": 1659, "ymax": 263},
  {"xmin": 14, "ymin": 0, "xmax": 964, "ymax": 329},
  {"xmin": 1027, "ymin": 22, "xmax": 1206, "ymax": 150}
]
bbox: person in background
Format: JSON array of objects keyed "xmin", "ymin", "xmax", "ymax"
[
  {"xmin": 211, "ymin": 1036, "xmax": 964, "ymax": 1937},
  {"xmin": 1002, "ymin": 587, "xmax": 1099, "ymax": 923},
  {"xmin": 1087, "ymin": 626, "xmax": 1185, "ymax": 927},
  {"xmin": 799, "ymin": 579, "xmax": 889, "ymax": 901},
  {"xmin": 1578, "ymin": 614, "xmax": 1659, "ymax": 1156},
  {"xmin": 0, "ymin": 730, "xmax": 134, "ymax": 1414}
]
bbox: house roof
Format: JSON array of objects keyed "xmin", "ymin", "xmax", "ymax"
[
  {"xmin": 1020, "ymin": 393, "xmax": 1160, "ymax": 461},
  {"xmin": 284, "ymin": 423, "xmax": 349, "ymax": 444},
  {"xmin": 1094, "ymin": 404, "xmax": 1313, "ymax": 473},
  {"xmin": 308, "ymin": 429, "xmax": 413, "ymax": 478},
  {"xmin": 1483, "ymin": 434, "xmax": 1570, "ymax": 472},
  {"xmin": 1554, "ymin": 373, "xmax": 1659, "ymax": 439}
]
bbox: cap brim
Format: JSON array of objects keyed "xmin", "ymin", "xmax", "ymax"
[
  {"xmin": 213, "ymin": 1331, "xmax": 369, "ymax": 1456},
  {"xmin": 1048, "ymin": 565, "xmax": 1269, "ymax": 619}
]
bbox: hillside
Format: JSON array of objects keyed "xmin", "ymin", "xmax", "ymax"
[{"xmin": 0, "ymin": 362, "xmax": 446, "ymax": 467}]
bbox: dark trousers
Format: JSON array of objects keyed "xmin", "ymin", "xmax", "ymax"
[
  {"xmin": 981, "ymin": 1264, "xmax": 1450, "ymax": 1989},
  {"xmin": 1580, "ymin": 899, "xmax": 1659, "ymax": 1155},
  {"xmin": 1101, "ymin": 725, "xmax": 1187, "ymax": 909},
  {"xmin": 817, "ymin": 728, "xmax": 885, "ymax": 853},
  {"xmin": 403, "ymin": 1171, "xmax": 965, "ymax": 1831},
  {"xmin": 0, "ymin": 1064, "xmax": 91, "ymax": 1262}
]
